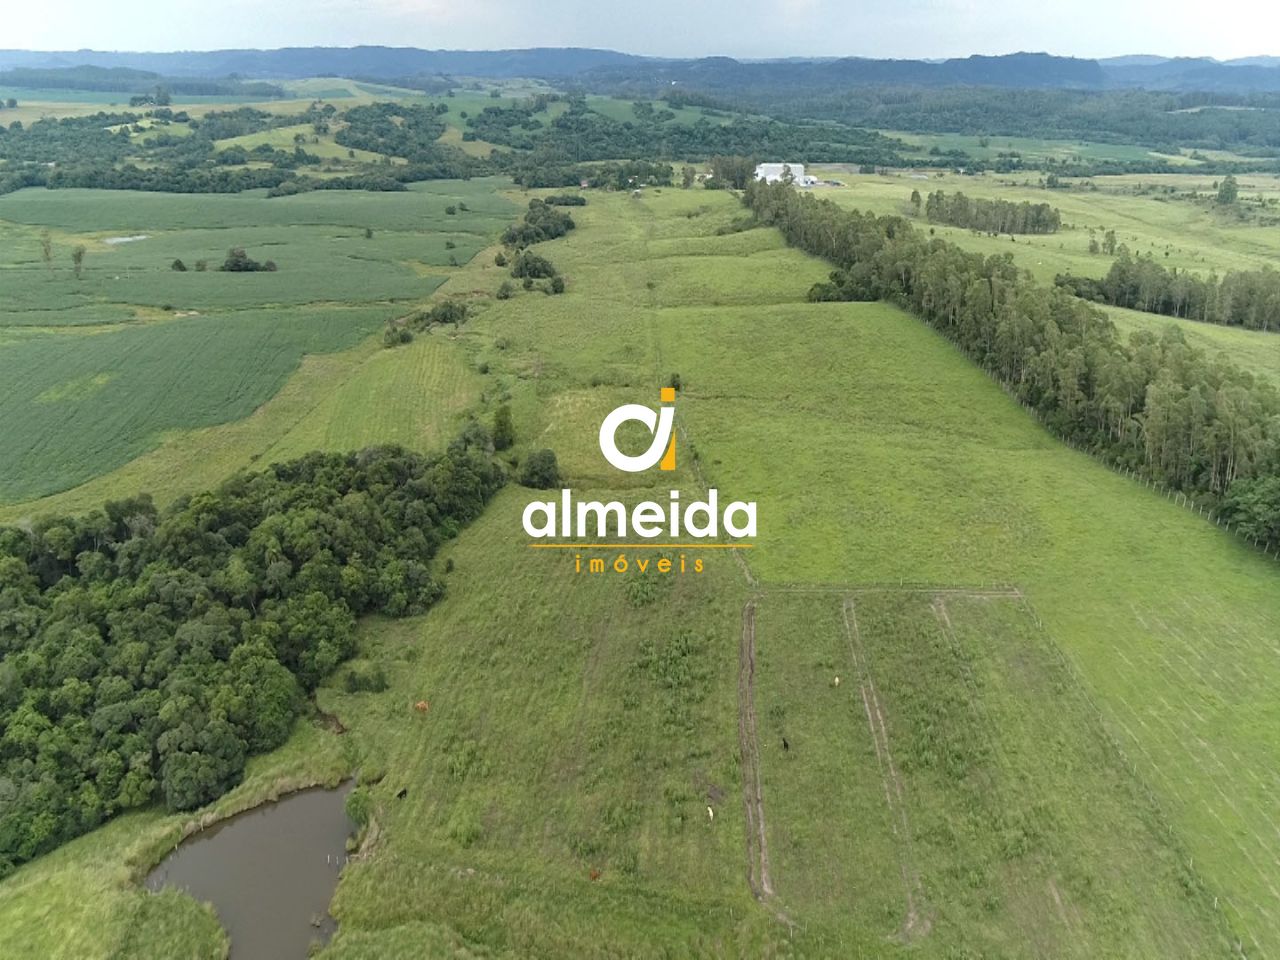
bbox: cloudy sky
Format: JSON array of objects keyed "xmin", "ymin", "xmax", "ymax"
[{"xmin": 4, "ymin": 0, "xmax": 1277, "ymax": 60}]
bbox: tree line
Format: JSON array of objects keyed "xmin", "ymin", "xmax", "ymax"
[
  {"xmin": 471, "ymin": 96, "xmax": 911, "ymax": 168},
  {"xmin": 500, "ymin": 197, "xmax": 576, "ymax": 247},
  {"xmin": 745, "ymin": 180, "xmax": 1280, "ymax": 547},
  {"xmin": 0, "ymin": 439, "xmax": 505, "ymax": 877},
  {"xmin": 920, "ymin": 189, "xmax": 1061, "ymax": 235},
  {"xmin": 585, "ymin": 71, "xmax": 1280, "ymax": 156},
  {"xmin": 1056, "ymin": 252, "xmax": 1280, "ymax": 332}
]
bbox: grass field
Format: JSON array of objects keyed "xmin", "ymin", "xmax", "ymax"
[
  {"xmin": 5, "ymin": 186, "xmax": 1280, "ymax": 957},
  {"xmin": 211, "ymin": 123, "xmax": 389, "ymax": 163},
  {"xmin": 754, "ymin": 590, "xmax": 1227, "ymax": 956},
  {"xmin": 812, "ymin": 168, "xmax": 1280, "ymax": 283},
  {"xmin": 0, "ymin": 179, "xmax": 515, "ymax": 502},
  {"xmin": 331, "ymin": 188, "xmax": 1280, "ymax": 955},
  {"xmin": 807, "ymin": 169, "xmax": 1280, "ymax": 391},
  {"xmin": 878, "ymin": 129, "xmax": 1205, "ymax": 166},
  {"xmin": 1107, "ymin": 305, "xmax": 1280, "ymax": 387}
]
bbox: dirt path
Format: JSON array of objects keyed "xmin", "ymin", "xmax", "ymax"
[
  {"xmin": 737, "ymin": 599, "xmax": 776, "ymax": 899},
  {"xmin": 841, "ymin": 596, "xmax": 931, "ymax": 942}
]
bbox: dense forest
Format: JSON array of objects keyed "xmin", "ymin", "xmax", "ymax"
[
  {"xmin": 333, "ymin": 101, "xmax": 452, "ymax": 164},
  {"xmin": 579, "ymin": 66, "xmax": 1280, "ymax": 156},
  {"xmin": 0, "ymin": 439, "xmax": 505, "ymax": 877},
  {"xmin": 1056, "ymin": 253, "xmax": 1280, "ymax": 331},
  {"xmin": 471, "ymin": 96, "xmax": 911, "ymax": 167},
  {"xmin": 921, "ymin": 189, "xmax": 1062, "ymax": 234},
  {"xmin": 752, "ymin": 88, "xmax": 1280, "ymax": 154},
  {"xmin": 748, "ymin": 180, "xmax": 1280, "ymax": 546}
]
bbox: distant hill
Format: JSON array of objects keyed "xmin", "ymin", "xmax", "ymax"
[
  {"xmin": 0, "ymin": 64, "xmax": 283, "ymax": 97},
  {"xmin": 1226, "ymin": 56, "xmax": 1280, "ymax": 68},
  {"xmin": 0, "ymin": 46, "xmax": 647, "ymax": 79},
  {"xmin": 581, "ymin": 53, "xmax": 1107, "ymax": 94},
  {"xmin": 1098, "ymin": 55, "xmax": 1171, "ymax": 67},
  {"xmin": 1100, "ymin": 56, "xmax": 1280, "ymax": 91},
  {"xmin": 591, "ymin": 51, "xmax": 1280, "ymax": 95},
  {"xmin": 0, "ymin": 46, "xmax": 1276, "ymax": 94}
]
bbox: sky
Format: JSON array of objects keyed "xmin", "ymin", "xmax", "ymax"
[{"xmin": 3, "ymin": 0, "xmax": 1277, "ymax": 61}]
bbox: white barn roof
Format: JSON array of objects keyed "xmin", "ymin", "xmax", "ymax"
[{"xmin": 755, "ymin": 162, "xmax": 805, "ymax": 184}]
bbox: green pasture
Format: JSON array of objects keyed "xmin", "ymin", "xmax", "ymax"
[
  {"xmin": 754, "ymin": 590, "xmax": 1228, "ymax": 956},
  {"xmin": 1107, "ymin": 305, "xmax": 1280, "ymax": 387},
  {"xmin": 4, "ymin": 185, "xmax": 1280, "ymax": 958},
  {"xmin": 811, "ymin": 168, "xmax": 1280, "ymax": 283},
  {"xmin": 211, "ymin": 123, "xmax": 387, "ymax": 163},
  {"xmin": 878, "ymin": 129, "xmax": 1200, "ymax": 166}
]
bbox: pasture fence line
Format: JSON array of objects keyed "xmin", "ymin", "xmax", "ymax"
[{"xmin": 966, "ymin": 359, "xmax": 1278, "ymax": 564}]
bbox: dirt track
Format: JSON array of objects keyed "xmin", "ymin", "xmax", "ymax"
[
  {"xmin": 842, "ymin": 597, "xmax": 931, "ymax": 941},
  {"xmin": 737, "ymin": 600, "xmax": 774, "ymax": 899}
]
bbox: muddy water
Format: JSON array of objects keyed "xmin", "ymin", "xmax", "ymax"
[{"xmin": 145, "ymin": 783, "xmax": 354, "ymax": 959}]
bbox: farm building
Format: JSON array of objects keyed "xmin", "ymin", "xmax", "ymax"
[{"xmin": 754, "ymin": 162, "xmax": 816, "ymax": 186}]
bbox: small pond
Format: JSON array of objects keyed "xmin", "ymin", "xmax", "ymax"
[{"xmin": 145, "ymin": 782, "xmax": 354, "ymax": 959}]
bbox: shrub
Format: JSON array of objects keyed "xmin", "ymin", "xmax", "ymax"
[
  {"xmin": 511, "ymin": 250, "xmax": 556, "ymax": 279},
  {"xmin": 433, "ymin": 301, "xmax": 467, "ymax": 326},
  {"xmin": 550, "ymin": 276, "xmax": 565, "ymax": 294},
  {"xmin": 171, "ymin": 259, "xmax": 187, "ymax": 272},
  {"xmin": 496, "ymin": 280, "xmax": 515, "ymax": 300},
  {"xmin": 343, "ymin": 664, "xmax": 389, "ymax": 693},
  {"xmin": 518, "ymin": 448, "xmax": 560, "ymax": 488},
  {"xmin": 345, "ymin": 786, "xmax": 373, "ymax": 827},
  {"xmin": 494, "ymin": 251, "xmax": 508, "ymax": 267},
  {"xmin": 383, "ymin": 325, "xmax": 413, "ymax": 348},
  {"xmin": 493, "ymin": 404, "xmax": 515, "ymax": 451},
  {"xmin": 220, "ymin": 247, "xmax": 275, "ymax": 273}
]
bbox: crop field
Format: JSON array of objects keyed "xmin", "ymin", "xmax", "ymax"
[
  {"xmin": 0, "ymin": 179, "xmax": 516, "ymax": 502},
  {"xmin": 0, "ymin": 306, "xmax": 391, "ymax": 500},
  {"xmin": 5, "ymin": 186, "xmax": 1280, "ymax": 957}
]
